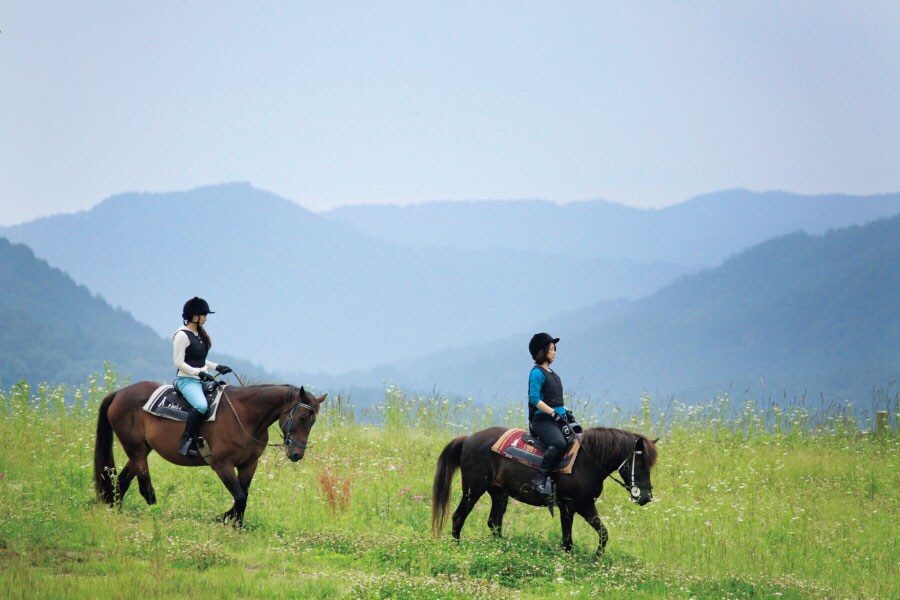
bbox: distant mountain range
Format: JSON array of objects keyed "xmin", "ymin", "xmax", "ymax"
[
  {"xmin": 0, "ymin": 183, "xmax": 687, "ymax": 373},
  {"xmin": 324, "ymin": 189, "xmax": 900, "ymax": 266},
  {"xmin": 2, "ymin": 184, "xmax": 897, "ymax": 406},
  {"xmin": 0, "ymin": 237, "xmax": 273, "ymax": 387},
  {"xmin": 363, "ymin": 214, "xmax": 900, "ymax": 407}
]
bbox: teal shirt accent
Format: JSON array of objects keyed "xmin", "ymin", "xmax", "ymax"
[{"xmin": 528, "ymin": 367, "xmax": 545, "ymax": 407}]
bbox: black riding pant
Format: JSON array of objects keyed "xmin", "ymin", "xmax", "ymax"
[{"xmin": 530, "ymin": 417, "xmax": 568, "ymax": 453}]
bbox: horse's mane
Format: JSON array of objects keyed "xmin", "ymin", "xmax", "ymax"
[{"xmin": 581, "ymin": 427, "xmax": 657, "ymax": 468}]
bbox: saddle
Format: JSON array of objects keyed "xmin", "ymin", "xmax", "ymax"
[
  {"xmin": 142, "ymin": 383, "xmax": 224, "ymax": 422},
  {"xmin": 490, "ymin": 429, "xmax": 581, "ymax": 474}
]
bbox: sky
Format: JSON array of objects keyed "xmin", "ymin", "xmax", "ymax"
[{"xmin": 1, "ymin": 1, "xmax": 898, "ymax": 226}]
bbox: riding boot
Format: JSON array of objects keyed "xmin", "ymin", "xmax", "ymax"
[
  {"xmin": 531, "ymin": 446, "xmax": 562, "ymax": 495},
  {"xmin": 177, "ymin": 408, "xmax": 205, "ymax": 456}
]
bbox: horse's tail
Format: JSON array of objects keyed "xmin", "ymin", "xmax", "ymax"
[
  {"xmin": 93, "ymin": 391, "xmax": 118, "ymax": 505},
  {"xmin": 431, "ymin": 435, "xmax": 467, "ymax": 538}
]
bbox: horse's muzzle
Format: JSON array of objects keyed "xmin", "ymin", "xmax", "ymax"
[{"xmin": 288, "ymin": 450, "xmax": 304, "ymax": 462}]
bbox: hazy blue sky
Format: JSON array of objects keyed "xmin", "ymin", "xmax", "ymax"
[{"xmin": 1, "ymin": 2, "xmax": 898, "ymax": 225}]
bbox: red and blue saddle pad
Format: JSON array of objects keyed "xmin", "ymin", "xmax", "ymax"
[
  {"xmin": 141, "ymin": 384, "xmax": 224, "ymax": 422},
  {"xmin": 490, "ymin": 429, "xmax": 581, "ymax": 474}
]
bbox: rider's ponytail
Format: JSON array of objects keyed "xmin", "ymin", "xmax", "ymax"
[{"xmin": 198, "ymin": 325, "xmax": 212, "ymax": 349}]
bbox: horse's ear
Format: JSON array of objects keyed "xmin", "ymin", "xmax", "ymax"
[
  {"xmin": 299, "ymin": 386, "xmax": 305, "ymax": 396},
  {"xmin": 635, "ymin": 437, "xmax": 645, "ymax": 450},
  {"xmin": 318, "ymin": 393, "xmax": 327, "ymax": 403},
  {"xmin": 653, "ymin": 438, "xmax": 661, "ymax": 444}
]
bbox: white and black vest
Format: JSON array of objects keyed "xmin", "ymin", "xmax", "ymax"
[{"xmin": 178, "ymin": 329, "xmax": 209, "ymax": 369}]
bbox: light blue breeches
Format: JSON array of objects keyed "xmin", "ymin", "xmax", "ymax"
[{"xmin": 175, "ymin": 376, "xmax": 208, "ymax": 414}]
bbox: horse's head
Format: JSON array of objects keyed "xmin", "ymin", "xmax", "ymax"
[
  {"xmin": 279, "ymin": 386, "xmax": 327, "ymax": 462},
  {"xmin": 616, "ymin": 436, "xmax": 657, "ymax": 506}
]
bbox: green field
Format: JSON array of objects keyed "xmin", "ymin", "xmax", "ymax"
[{"xmin": 0, "ymin": 371, "xmax": 897, "ymax": 599}]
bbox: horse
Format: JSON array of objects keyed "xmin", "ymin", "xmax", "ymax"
[
  {"xmin": 431, "ymin": 426, "xmax": 657, "ymax": 555},
  {"xmin": 93, "ymin": 379, "xmax": 326, "ymax": 526}
]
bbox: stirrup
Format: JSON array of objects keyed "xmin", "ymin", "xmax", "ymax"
[
  {"xmin": 178, "ymin": 436, "xmax": 198, "ymax": 456},
  {"xmin": 532, "ymin": 476, "xmax": 552, "ymax": 496}
]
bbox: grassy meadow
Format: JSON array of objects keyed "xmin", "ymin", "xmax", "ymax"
[{"xmin": 0, "ymin": 369, "xmax": 897, "ymax": 599}]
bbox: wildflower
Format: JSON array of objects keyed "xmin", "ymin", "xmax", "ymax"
[
  {"xmin": 398, "ymin": 487, "xmax": 410, "ymax": 496},
  {"xmin": 412, "ymin": 495, "xmax": 424, "ymax": 501},
  {"xmin": 0, "ymin": 474, "xmax": 5, "ymax": 481}
]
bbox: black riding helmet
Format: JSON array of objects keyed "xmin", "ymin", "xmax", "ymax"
[
  {"xmin": 529, "ymin": 332, "xmax": 559, "ymax": 360},
  {"xmin": 182, "ymin": 297, "xmax": 215, "ymax": 323}
]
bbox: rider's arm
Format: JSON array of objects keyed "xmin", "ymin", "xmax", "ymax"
[{"xmin": 173, "ymin": 330, "xmax": 204, "ymax": 376}]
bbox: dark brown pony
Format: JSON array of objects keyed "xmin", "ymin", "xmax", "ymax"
[
  {"xmin": 432, "ymin": 427, "xmax": 657, "ymax": 555},
  {"xmin": 93, "ymin": 380, "xmax": 326, "ymax": 526}
]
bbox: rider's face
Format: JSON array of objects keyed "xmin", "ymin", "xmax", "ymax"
[
  {"xmin": 545, "ymin": 343, "xmax": 557, "ymax": 364},
  {"xmin": 193, "ymin": 314, "xmax": 207, "ymax": 326}
]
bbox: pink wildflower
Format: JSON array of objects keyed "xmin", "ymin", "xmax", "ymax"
[{"xmin": 412, "ymin": 495, "xmax": 424, "ymax": 502}]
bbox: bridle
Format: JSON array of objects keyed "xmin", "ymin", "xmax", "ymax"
[
  {"xmin": 280, "ymin": 387, "xmax": 316, "ymax": 450},
  {"xmin": 608, "ymin": 445, "xmax": 651, "ymax": 500},
  {"xmin": 571, "ymin": 432, "xmax": 652, "ymax": 501},
  {"xmin": 222, "ymin": 383, "xmax": 316, "ymax": 450}
]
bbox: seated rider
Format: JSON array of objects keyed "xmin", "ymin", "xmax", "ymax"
[
  {"xmin": 173, "ymin": 297, "xmax": 232, "ymax": 456},
  {"xmin": 527, "ymin": 332, "xmax": 574, "ymax": 495}
]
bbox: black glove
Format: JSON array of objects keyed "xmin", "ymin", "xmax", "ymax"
[
  {"xmin": 198, "ymin": 371, "xmax": 215, "ymax": 382},
  {"xmin": 566, "ymin": 410, "xmax": 575, "ymax": 423},
  {"xmin": 551, "ymin": 411, "xmax": 566, "ymax": 426},
  {"xmin": 215, "ymin": 364, "xmax": 232, "ymax": 375}
]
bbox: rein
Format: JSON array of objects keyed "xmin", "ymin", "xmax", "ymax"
[{"xmin": 222, "ymin": 384, "xmax": 314, "ymax": 449}]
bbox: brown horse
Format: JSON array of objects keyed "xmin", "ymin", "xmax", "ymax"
[
  {"xmin": 93, "ymin": 379, "xmax": 326, "ymax": 526},
  {"xmin": 432, "ymin": 427, "xmax": 657, "ymax": 555}
]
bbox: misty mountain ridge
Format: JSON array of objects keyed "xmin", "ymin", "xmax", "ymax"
[
  {"xmin": 2, "ymin": 183, "xmax": 897, "ymax": 398},
  {"xmin": 324, "ymin": 189, "xmax": 900, "ymax": 266},
  {"xmin": 0, "ymin": 183, "xmax": 687, "ymax": 373},
  {"xmin": 338, "ymin": 214, "xmax": 900, "ymax": 409}
]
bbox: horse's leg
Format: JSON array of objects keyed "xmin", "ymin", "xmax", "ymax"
[
  {"xmin": 115, "ymin": 439, "xmax": 156, "ymax": 506},
  {"xmin": 451, "ymin": 480, "xmax": 487, "ymax": 541},
  {"xmin": 113, "ymin": 461, "xmax": 136, "ymax": 507},
  {"xmin": 486, "ymin": 487, "xmax": 509, "ymax": 538},
  {"xmin": 210, "ymin": 462, "xmax": 247, "ymax": 526},
  {"xmin": 238, "ymin": 458, "xmax": 258, "ymax": 495},
  {"xmin": 232, "ymin": 459, "xmax": 259, "ymax": 525},
  {"xmin": 134, "ymin": 443, "xmax": 157, "ymax": 505},
  {"xmin": 558, "ymin": 500, "xmax": 577, "ymax": 552},
  {"xmin": 577, "ymin": 502, "xmax": 609, "ymax": 557}
]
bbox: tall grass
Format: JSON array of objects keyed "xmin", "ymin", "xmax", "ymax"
[{"xmin": 0, "ymin": 368, "xmax": 897, "ymax": 599}]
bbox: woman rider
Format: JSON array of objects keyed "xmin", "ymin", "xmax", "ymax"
[
  {"xmin": 527, "ymin": 332, "xmax": 574, "ymax": 495},
  {"xmin": 174, "ymin": 297, "xmax": 232, "ymax": 456}
]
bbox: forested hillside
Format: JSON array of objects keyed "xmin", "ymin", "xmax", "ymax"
[
  {"xmin": 0, "ymin": 237, "xmax": 168, "ymax": 385},
  {"xmin": 380, "ymin": 215, "xmax": 900, "ymax": 407},
  {"xmin": 0, "ymin": 237, "xmax": 272, "ymax": 386}
]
